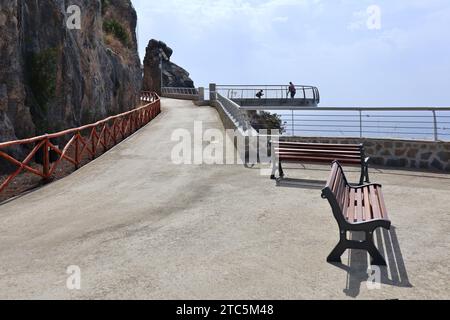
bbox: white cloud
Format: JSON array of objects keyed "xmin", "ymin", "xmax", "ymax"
[
  {"xmin": 134, "ymin": 0, "xmax": 313, "ymax": 36},
  {"xmin": 272, "ymin": 16, "xmax": 289, "ymax": 23}
]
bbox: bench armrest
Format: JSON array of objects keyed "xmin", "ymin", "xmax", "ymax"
[
  {"xmin": 350, "ymin": 183, "xmax": 382, "ymax": 190},
  {"xmin": 349, "ymin": 218, "xmax": 391, "ymax": 231}
]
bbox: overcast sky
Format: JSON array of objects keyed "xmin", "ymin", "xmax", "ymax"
[{"xmin": 131, "ymin": 0, "xmax": 450, "ymax": 106}]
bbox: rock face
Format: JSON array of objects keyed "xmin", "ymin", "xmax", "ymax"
[
  {"xmin": 0, "ymin": 0, "xmax": 142, "ymax": 143},
  {"xmin": 142, "ymin": 39, "xmax": 194, "ymax": 95}
]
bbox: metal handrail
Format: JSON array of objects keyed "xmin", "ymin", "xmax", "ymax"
[
  {"xmin": 0, "ymin": 92, "xmax": 161, "ymax": 195},
  {"xmin": 217, "ymin": 85, "xmax": 320, "ymax": 104},
  {"xmin": 216, "ymin": 93, "xmax": 252, "ymax": 131},
  {"xmin": 161, "ymin": 87, "xmax": 199, "ymax": 96},
  {"xmin": 214, "ymin": 91, "xmax": 450, "ymax": 141},
  {"xmin": 252, "ymin": 107, "xmax": 450, "ymax": 141}
]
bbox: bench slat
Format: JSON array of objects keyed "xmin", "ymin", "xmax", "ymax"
[
  {"xmin": 342, "ymin": 185, "xmax": 350, "ymax": 218},
  {"xmin": 356, "ymin": 188, "xmax": 364, "ymax": 222},
  {"xmin": 376, "ymin": 186, "xmax": 389, "ymax": 220},
  {"xmin": 369, "ymin": 185, "xmax": 382, "ymax": 220},
  {"xmin": 332, "ymin": 167, "xmax": 343, "ymax": 194},
  {"xmin": 363, "ymin": 187, "xmax": 372, "ymax": 220},
  {"xmin": 275, "ymin": 142, "xmax": 361, "ymax": 149},
  {"xmin": 325, "ymin": 163, "xmax": 339, "ymax": 189},
  {"xmin": 279, "ymin": 156, "xmax": 362, "ymax": 164},
  {"xmin": 335, "ymin": 174, "xmax": 346, "ymax": 210},
  {"xmin": 278, "ymin": 154, "xmax": 361, "ymax": 161},
  {"xmin": 278, "ymin": 147, "xmax": 361, "ymax": 153},
  {"xmin": 347, "ymin": 188, "xmax": 356, "ymax": 222},
  {"xmin": 275, "ymin": 148, "xmax": 361, "ymax": 157}
]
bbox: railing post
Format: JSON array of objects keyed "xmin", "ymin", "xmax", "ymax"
[
  {"xmin": 291, "ymin": 110, "xmax": 295, "ymax": 136},
  {"xmin": 359, "ymin": 110, "xmax": 363, "ymax": 138},
  {"xmin": 103, "ymin": 125, "xmax": 108, "ymax": 152},
  {"xmin": 209, "ymin": 83, "xmax": 216, "ymax": 101},
  {"xmin": 91, "ymin": 129, "xmax": 96, "ymax": 159},
  {"xmin": 75, "ymin": 133, "xmax": 80, "ymax": 169},
  {"xmin": 42, "ymin": 136, "xmax": 50, "ymax": 180},
  {"xmin": 432, "ymin": 110, "xmax": 439, "ymax": 141},
  {"xmin": 198, "ymin": 87, "xmax": 204, "ymax": 100}
]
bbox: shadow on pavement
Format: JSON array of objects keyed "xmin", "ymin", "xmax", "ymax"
[
  {"xmin": 275, "ymin": 177, "xmax": 326, "ymax": 190},
  {"xmin": 331, "ymin": 226, "xmax": 413, "ymax": 298}
]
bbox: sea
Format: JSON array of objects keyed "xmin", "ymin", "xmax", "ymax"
[{"xmin": 267, "ymin": 109, "xmax": 450, "ymax": 141}]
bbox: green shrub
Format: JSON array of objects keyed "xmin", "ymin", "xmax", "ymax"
[
  {"xmin": 103, "ymin": 19, "xmax": 129, "ymax": 47},
  {"xmin": 29, "ymin": 48, "xmax": 58, "ymax": 132},
  {"xmin": 248, "ymin": 111, "xmax": 286, "ymax": 134}
]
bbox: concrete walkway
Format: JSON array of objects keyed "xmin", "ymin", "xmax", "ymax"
[{"xmin": 0, "ymin": 98, "xmax": 448, "ymax": 299}]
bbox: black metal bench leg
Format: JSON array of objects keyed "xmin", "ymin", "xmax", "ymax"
[
  {"xmin": 327, "ymin": 231, "xmax": 348, "ymax": 263},
  {"xmin": 327, "ymin": 241, "xmax": 347, "ymax": 263},
  {"xmin": 279, "ymin": 161, "xmax": 285, "ymax": 178},
  {"xmin": 270, "ymin": 159, "xmax": 278, "ymax": 180},
  {"xmin": 365, "ymin": 165, "xmax": 370, "ymax": 184},
  {"xmin": 366, "ymin": 231, "xmax": 387, "ymax": 266}
]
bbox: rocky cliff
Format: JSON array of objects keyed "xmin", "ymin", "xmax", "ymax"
[
  {"xmin": 142, "ymin": 39, "xmax": 194, "ymax": 95},
  {"xmin": 0, "ymin": 0, "xmax": 142, "ymax": 142}
]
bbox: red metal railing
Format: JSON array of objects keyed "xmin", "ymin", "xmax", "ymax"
[{"xmin": 0, "ymin": 92, "xmax": 160, "ymax": 195}]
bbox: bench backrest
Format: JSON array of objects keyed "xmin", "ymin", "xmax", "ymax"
[
  {"xmin": 274, "ymin": 142, "xmax": 365, "ymax": 165},
  {"xmin": 321, "ymin": 161, "xmax": 350, "ymax": 227}
]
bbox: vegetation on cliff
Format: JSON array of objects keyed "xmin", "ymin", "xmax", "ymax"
[
  {"xmin": 247, "ymin": 111, "xmax": 286, "ymax": 134},
  {"xmin": 29, "ymin": 48, "xmax": 58, "ymax": 133},
  {"xmin": 103, "ymin": 19, "xmax": 130, "ymax": 47}
]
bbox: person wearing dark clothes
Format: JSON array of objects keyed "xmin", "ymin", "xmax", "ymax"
[
  {"xmin": 288, "ymin": 82, "xmax": 296, "ymax": 99},
  {"xmin": 256, "ymin": 90, "xmax": 264, "ymax": 99}
]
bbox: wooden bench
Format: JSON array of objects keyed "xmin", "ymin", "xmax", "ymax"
[
  {"xmin": 271, "ymin": 141, "xmax": 370, "ymax": 185},
  {"xmin": 321, "ymin": 161, "xmax": 391, "ymax": 266}
]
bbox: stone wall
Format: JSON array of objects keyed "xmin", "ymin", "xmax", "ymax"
[{"xmin": 282, "ymin": 137, "xmax": 450, "ymax": 172}]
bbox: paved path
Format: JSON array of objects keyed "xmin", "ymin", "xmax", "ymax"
[{"xmin": 0, "ymin": 99, "xmax": 449, "ymax": 299}]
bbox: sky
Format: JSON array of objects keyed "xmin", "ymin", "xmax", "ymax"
[{"xmin": 131, "ymin": 0, "xmax": 450, "ymax": 106}]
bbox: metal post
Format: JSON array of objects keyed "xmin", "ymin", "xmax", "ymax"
[
  {"xmin": 292, "ymin": 110, "xmax": 295, "ymax": 136},
  {"xmin": 359, "ymin": 110, "xmax": 363, "ymax": 138},
  {"xmin": 198, "ymin": 87, "xmax": 204, "ymax": 102},
  {"xmin": 209, "ymin": 83, "xmax": 216, "ymax": 101},
  {"xmin": 432, "ymin": 110, "xmax": 439, "ymax": 141}
]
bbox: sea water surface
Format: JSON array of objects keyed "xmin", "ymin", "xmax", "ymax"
[{"xmin": 267, "ymin": 108, "xmax": 450, "ymax": 141}]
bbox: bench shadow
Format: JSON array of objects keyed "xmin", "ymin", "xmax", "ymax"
[
  {"xmin": 274, "ymin": 164, "xmax": 450, "ymax": 181},
  {"xmin": 331, "ymin": 226, "xmax": 413, "ymax": 298},
  {"xmin": 276, "ymin": 178, "xmax": 326, "ymax": 190}
]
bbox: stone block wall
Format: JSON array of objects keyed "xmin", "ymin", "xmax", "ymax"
[{"xmin": 282, "ymin": 137, "xmax": 450, "ymax": 172}]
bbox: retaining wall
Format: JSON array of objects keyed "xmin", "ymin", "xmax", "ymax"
[{"xmin": 282, "ymin": 136, "xmax": 450, "ymax": 172}]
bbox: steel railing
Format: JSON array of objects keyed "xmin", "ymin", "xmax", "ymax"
[
  {"xmin": 257, "ymin": 107, "xmax": 450, "ymax": 141},
  {"xmin": 216, "ymin": 93, "xmax": 252, "ymax": 131},
  {"xmin": 0, "ymin": 92, "xmax": 161, "ymax": 196},
  {"xmin": 161, "ymin": 87, "xmax": 199, "ymax": 97},
  {"xmin": 217, "ymin": 85, "xmax": 320, "ymax": 104}
]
